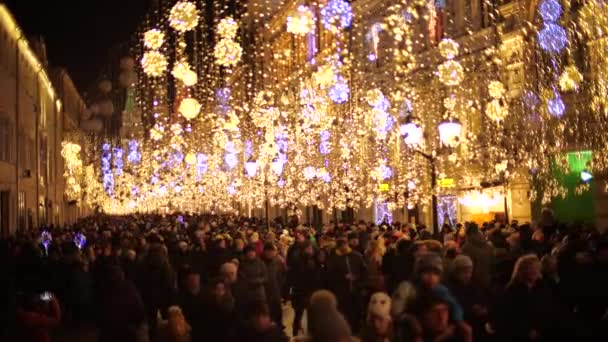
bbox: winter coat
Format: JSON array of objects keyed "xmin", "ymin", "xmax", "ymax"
[
  {"xmin": 98, "ymin": 279, "xmax": 146, "ymax": 342},
  {"xmin": 238, "ymin": 257, "xmax": 268, "ymax": 303},
  {"xmin": 137, "ymin": 250, "xmax": 176, "ymax": 314},
  {"xmin": 493, "ymin": 280, "xmax": 555, "ymax": 341},
  {"xmin": 233, "ymin": 323, "xmax": 289, "ymax": 342},
  {"xmin": 327, "ymin": 248, "xmax": 368, "ymax": 300},
  {"xmin": 291, "ymin": 254, "xmax": 321, "ymax": 308},
  {"xmin": 461, "ymin": 233, "xmax": 494, "ymax": 289},
  {"xmin": 392, "ymin": 281, "xmax": 464, "ymax": 322},
  {"xmin": 263, "ymin": 255, "xmax": 286, "ymax": 304}
]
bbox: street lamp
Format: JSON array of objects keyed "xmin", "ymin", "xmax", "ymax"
[{"xmin": 400, "ymin": 117, "xmax": 462, "ymax": 235}]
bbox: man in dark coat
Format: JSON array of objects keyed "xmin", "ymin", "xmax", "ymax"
[
  {"xmin": 262, "ymin": 242, "xmax": 286, "ymax": 328},
  {"xmin": 461, "ymin": 224, "xmax": 494, "ymax": 290},
  {"xmin": 137, "ymin": 243, "xmax": 176, "ymax": 340},
  {"xmin": 290, "ymin": 240, "xmax": 319, "ymax": 336},
  {"xmin": 327, "ymin": 237, "xmax": 368, "ymax": 333},
  {"xmin": 238, "ymin": 243, "xmax": 268, "ymax": 307}
]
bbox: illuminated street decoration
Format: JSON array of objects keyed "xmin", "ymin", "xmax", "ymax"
[
  {"xmin": 321, "ymin": 0, "xmax": 353, "ymax": 33},
  {"xmin": 144, "ymin": 29, "xmax": 164, "ymax": 50},
  {"xmin": 169, "ymin": 1, "xmax": 199, "ymax": 33},
  {"xmin": 287, "ymin": 5, "xmax": 315, "ymax": 35},
  {"xmin": 141, "ymin": 51, "xmax": 168, "ymax": 77}
]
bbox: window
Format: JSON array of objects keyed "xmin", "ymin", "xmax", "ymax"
[
  {"xmin": 0, "ymin": 116, "xmax": 14, "ymax": 163},
  {"xmin": 18, "ymin": 191, "xmax": 25, "ymax": 231}
]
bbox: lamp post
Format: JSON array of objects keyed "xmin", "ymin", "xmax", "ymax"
[{"xmin": 400, "ymin": 116, "xmax": 462, "ymax": 236}]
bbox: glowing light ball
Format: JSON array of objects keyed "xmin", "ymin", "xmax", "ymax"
[
  {"xmin": 178, "ymin": 98, "xmax": 201, "ymax": 120},
  {"xmin": 218, "ymin": 17, "xmax": 238, "ymax": 39},
  {"xmin": 150, "ymin": 125, "xmax": 164, "ymax": 141},
  {"xmin": 438, "ymin": 119, "xmax": 462, "ymax": 147},
  {"xmin": 400, "ymin": 120, "xmax": 423, "ymax": 146},
  {"xmin": 329, "ymin": 81, "xmax": 349, "ymax": 104},
  {"xmin": 559, "ymin": 65, "xmax": 583, "ymax": 92},
  {"xmin": 182, "ymin": 69, "xmax": 197, "ymax": 86},
  {"xmin": 488, "ymin": 81, "xmax": 506, "ymax": 99},
  {"xmin": 539, "ymin": 0, "xmax": 562, "ymax": 23},
  {"xmin": 321, "ymin": 0, "xmax": 353, "ymax": 33},
  {"xmin": 287, "ymin": 5, "xmax": 315, "ymax": 35},
  {"xmin": 169, "ymin": 1, "xmax": 199, "ymax": 32},
  {"xmin": 548, "ymin": 95, "xmax": 565, "ymax": 117},
  {"xmin": 214, "ymin": 39, "xmax": 243, "ymax": 67},
  {"xmin": 144, "ymin": 29, "xmax": 165, "ymax": 50},
  {"xmin": 141, "ymin": 51, "xmax": 168, "ymax": 77},
  {"xmin": 303, "ymin": 166, "xmax": 316, "ymax": 180},
  {"xmin": 438, "ymin": 60, "xmax": 464, "ymax": 86},
  {"xmin": 438, "ymin": 39, "xmax": 459, "ymax": 59},
  {"xmin": 172, "ymin": 62, "xmax": 189, "ymax": 80},
  {"xmin": 185, "ymin": 153, "xmax": 197, "ymax": 165},
  {"xmin": 538, "ymin": 23, "xmax": 567, "ymax": 53},
  {"xmin": 313, "ymin": 65, "xmax": 335, "ymax": 88},
  {"xmin": 485, "ymin": 99, "xmax": 508, "ymax": 122},
  {"xmin": 245, "ymin": 160, "xmax": 258, "ymax": 177},
  {"xmin": 225, "ymin": 153, "xmax": 238, "ymax": 170}
]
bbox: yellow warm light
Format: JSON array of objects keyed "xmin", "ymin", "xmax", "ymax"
[
  {"xmin": 169, "ymin": 1, "xmax": 199, "ymax": 32},
  {"xmin": 144, "ymin": 29, "xmax": 165, "ymax": 50},
  {"xmin": 179, "ymin": 98, "xmax": 201, "ymax": 120},
  {"xmin": 185, "ymin": 153, "xmax": 197, "ymax": 165},
  {"xmin": 141, "ymin": 51, "xmax": 168, "ymax": 77}
]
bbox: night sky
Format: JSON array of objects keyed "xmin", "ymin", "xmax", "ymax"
[{"xmin": 5, "ymin": 0, "xmax": 152, "ymax": 90}]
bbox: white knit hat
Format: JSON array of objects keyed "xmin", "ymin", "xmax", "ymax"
[{"xmin": 368, "ymin": 292, "xmax": 392, "ymax": 321}]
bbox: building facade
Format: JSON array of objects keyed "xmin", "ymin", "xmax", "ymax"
[{"xmin": 0, "ymin": 4, "xmax": 88, "ymax": 235}]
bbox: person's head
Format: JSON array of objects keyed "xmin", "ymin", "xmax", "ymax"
[
  {"xmin": 183, "ymin": 270, "xmax": 201, "ymax": 294},
  {"xmin": 216, "ymin": 237, "xmax": 226, "ymax": 249},
  {"xmin": 220, "ymin": 262, "xmax": 238, "ymax": 284},
  {"xmin": 303, "ymin": 240, "xmax": 314, "ymax": 256},
  {"xmin": 511, "ymin": 254, "xmax": 541, "ymax": 286},
  {"xmin": 451, "ymin": 255, "xmax": 473, "ymax": 284},
  {"xmin": 263, "ymin": 242, "xmax": 277, "ymax": 259},
  {"xmin": 416, "ymin": 294, "xmax": 450, "ymax": 337},
  {"xmin": 367, "ymin": 292, "xmax": 392, "ymax": 336},
  {"xmin": 310, "ymin": 310, "xmax": 353, "ymax": 342},
  {"xmin": 244, "ymin": 243, "xmax": 257, "ymax": 259},
  {"xmin": 234, "ymin": 238, "xmax": 245, "ymax": 251},
  {"xmin": 211, "ymin": 277, "xmax": 227, "ymax": 299},
  {"xmin": 336, "ymin": 238, "xmax": 351, "ymax": 255},
  {"xmin": 167, "ymin": 306, "xmax": 189, "ymax": 335},
  {"xmin": 347, "ymin": 232, "xmax": 359, "ymax": 247},
  {"xmin": 178, "ymin": 241, "xmax": 188, "ymax": 253},
  {"xmin": 540, "ymin": 254, "xmax": 558, "ymax": 276},
  {"xmin": 250, "ymin": 232, "xmax": 260, "ymax": 243},
  {"xmin": 415, "ymin": 252, "xmax": 443, "ymax": 288},
  {"xmin": 295, "ymin": 228, "xmax": 306, "ymax": 242},
  {"xmin": 413, "ymin": 242, "xmax": 428, "ymax": 258},
  {"xmin": 248, "ymin": 301, "xmax": 272, "ymax": 332}
]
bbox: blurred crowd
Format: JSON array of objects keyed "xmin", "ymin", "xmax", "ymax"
[{"xmin": 0, "ymin": 209, "xmax": 607, "ymax": 342}]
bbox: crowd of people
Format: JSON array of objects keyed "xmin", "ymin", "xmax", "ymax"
[{"xmin": 0, "ymin": 209, "xmax": 607, "ymax": 342}]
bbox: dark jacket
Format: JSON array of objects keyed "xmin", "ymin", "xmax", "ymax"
[
  {"xmin": 262, "ymin": 255, "xmax": 286, "ymax": 304},
  {"xmin": 327, "ymin": 248, "xmax": 368, "ymax": 300},
  {"xmin": 137, "ymin": 248, "xmax": 176, "ymax": 314},
  {"xmin": 232, "ymin": 323, "xmax": 288, "ymax": 342},
  {"xmin": 238, "ymin": 257, "xmax": 268, "ymax": 303},
  {"xmin": 493, "ymin": 280, "xmax": 555, "ymax": 341},
  {"xmin": 461, "ymin": 233, "xmax": 494, "ymax": 289},
  {"xmin": 98, "ymin": 279, "xmax": 146, "ymax": 342}
]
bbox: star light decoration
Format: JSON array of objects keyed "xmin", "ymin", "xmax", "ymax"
[
  {"xmin": 287, "ymin": 5, "xmax": 315, "ymax": 35},
  {"xmin": 169, "ymin": 1, "xmax": 199, "ymax": 33},
  {"xmin": 329, "ymin": 80, "xmax": 350, "ymax": 104},
  {"xmin": 321, "ymin": 0, "xmax": 353, "ymax": 33}
]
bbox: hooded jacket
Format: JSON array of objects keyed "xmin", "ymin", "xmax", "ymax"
[{"xmin": 461, "ymin": 233, "xmax": 494, "ymax": 289}]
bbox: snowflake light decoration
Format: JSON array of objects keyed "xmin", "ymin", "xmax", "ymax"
[
  {"xmin": 169, "ymin": 1, "xmax": 199, "ymax": 32},
  {"xmin": 141, "ymin": 51, "xmax": 168, "ymax": 77},
  {"xmin": 74, "ymin": 232, "xmax": 86, "ymax": 250},
  {"xmin": 548, "ymin": 94, "xmax": 565, "ymax": 117},
  {"xmin": 539, "ymin": 0, "xmax": 562, "ymax": 23},
  {"xmin": 144, "ymin": 29, "xmax": 165, "ymax": 50},
  {"xmin": 218, "ymin": 17, "xmax": 238, "ymax": 39},
  {"xmin": 439, "ymin": 39, "xmax": 459, "ymax": 59},
  {"xmin": 438, "ymin": 60, "xmax": 464, "ymax": 86},
  {"xmin": 214, "ymin": 39, "xmax": 243, "ymax": 67},
  {"xmin": 321, "ymin": 0, "xmax": 353, "ymax": 33},
  {"xmin": 41, "ymin": 231, "xmax": 52, "ymax": 254},
  {"xmin": 559, "ymin": 65, "xmax": 583, "ymax": 92},
  {"xmin": 538, "ymin": 23, "xmax": 568, "ymax": 53},
  {"xmin": 329, "ymin": 80, "xmax": 349, "ymax": 104},
  {"xmin": 287, "ymin": 5, "xmax": 315, "ymax": 35}
]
